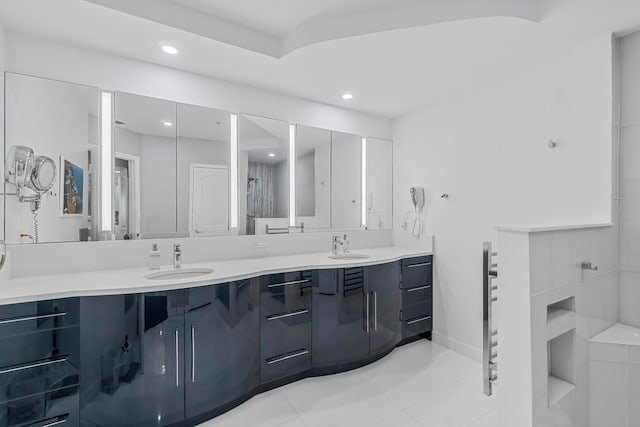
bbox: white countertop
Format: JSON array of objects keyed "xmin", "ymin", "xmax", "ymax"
[{"xmin": 0, "ymin": 246, "xmax": 432, "ymax": 306}]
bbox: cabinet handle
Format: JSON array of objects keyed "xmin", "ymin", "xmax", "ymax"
[
  {"xmin": 268, "ymin": 279, "xmax": 310, "ymax": 289},
  {"xmin": 39, "ymin": 414, "xmax": 69, "ymax": 427},
  {"xmin": 267, "ymin": 349, "xmax": 309, "ymax": 365},
  {"xmin": 407, "ymin": 285, "xmax": 432, "ymax": 292},
  {"xmin": 407, "ymin": 262, "xmax": 431, "ymax": 268},
  {"xmin": 40, "ymin": 414, "xmax": 69, "ymax": 427},
  {"xmin": 365, "ymin": 292, "xmax": 370, "ymax": 333},
  {"xmin": 175, "ymin": 328, "xmax": 179, "ymax": 387},
  {"xmin": 266, "ymin": 309, "xmax": 309, "ymax": 321},
  {"xmin": 0, "ymin": 355, "xmax": 68, "ymax": 375},
  {"xmin": 373, "ymin": 291, "xmax": 378, "ymax": 331},
  {"xmin": 191, "ymin": 325, "xmax": 195, "ymax": 383},
  {"xmin": 407, "ymin": 316, "xmax": 432, "ymax": 325},
  {"xmin": 0, "ymin": 312, "xmax": 67, "ymax": 325}
]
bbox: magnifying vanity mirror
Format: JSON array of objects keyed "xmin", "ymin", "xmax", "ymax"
[{"xmin": 238, "ymin": 114, "xmax": 290, "ymax": 235}]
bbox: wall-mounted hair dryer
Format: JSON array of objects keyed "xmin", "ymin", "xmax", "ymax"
[{"xmin": 410, "ymin": 186, "xmax": 425, "ymax": 210}]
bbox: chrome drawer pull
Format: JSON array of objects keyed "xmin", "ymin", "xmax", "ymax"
[
  {"xmin": 0, "ymin": 312, "xmax": 67, "ymax": 325},
  {"xmin": 38, "ymin": 415, "xmax": 69, "ymax": 427},
  {"xmin": 175, "ymin": 328, "xmax": 179, "ymax": 387},
  {"xmin": 407, "ymin": 316, "xmax": 432, "ymax": 325},
  {"xmin": 267, "ymin": 349, "xmax": 309, "ymax": 365},
  {"xmin": 0, "ymin": 356, "xmax": 68, "ymax": 375},
  {"xmin": 407, "ymin": 262, "xmax": 431, "ymax": 268},
  {"xmin": 191, "ymin": 325, "xmax": 196, "ymax": 383},
  {"xmin": 268, "ymin": 279, "xmax": 310, "ymax": 289},
  {"xmin": 266, "ymin": 309, "xmax": 309, "ymax": 321},
  {"xmin": 406, "ymin": 285, "xmax": 432, "ymax": 292}
]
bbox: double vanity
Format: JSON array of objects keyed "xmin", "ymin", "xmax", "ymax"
[{"xmin": 0, "ymin": 247, "xmax": 433, "ymax": 427}]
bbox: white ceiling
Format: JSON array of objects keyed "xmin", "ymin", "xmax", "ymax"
[{"xmin": 1, "ymin": 0, "xmax": 640, "ymax": 118}]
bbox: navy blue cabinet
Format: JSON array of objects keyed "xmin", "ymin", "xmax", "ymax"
[
  {"xmin": 80, "ymin": 281, "xmax": 260, "ymax": 426},
  {"xmin": 185, "ymin": 280, "xmax": 259, "ymax": 420},
  {"xmin": 80, "ymin": 291, "xmax": 186, "ymax": 427},
  {"xmin": 0, "ymin": 298, "xmax": 80, "ymax": 427},
  {"xmin": 312, "ymin": 261, "xmax": 403, "ymax": 370},
  {"xmin": 260, "ymin": 271, "xmax": 312, "ymax": 383},
  {"xmin": 400, "ymin": 256, "xmax": 433, "ymax": 340}
]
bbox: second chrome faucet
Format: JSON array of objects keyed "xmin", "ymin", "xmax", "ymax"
[{"xmin": 173, "ymin": 244, "xmax": 182, "ymax": 269}]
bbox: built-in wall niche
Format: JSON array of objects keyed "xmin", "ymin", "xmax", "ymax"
[
  {"xmin": 3, "ymin": 73, "xmax": 101, "ymax": 244},
  {"xmin": 547, "ymin": 329, "xmax": 576, "ymax": 407}
]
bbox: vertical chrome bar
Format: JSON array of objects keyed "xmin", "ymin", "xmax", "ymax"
[
  {"xmin": 175, "ymin": 328, "xmax": 179, "ymax": 387},
  {"xmin": 365, "ymin": 292, "xmax": 370, "ymax": 333},
  {"xmin": 373, "ymin": 291, "xmax": 378, "ymax": 331},
  {"xmin": 483, "ymin": 241, "xmax": 498, "ymax": 396},
  {"xmin": 191, "ymin": 325, "xmax": 195, "ymax": 383}
]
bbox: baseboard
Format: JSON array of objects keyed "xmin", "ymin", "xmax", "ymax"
[{"xmin": 432, "ymin": 331, "xmax": 482, "ymax": 362}]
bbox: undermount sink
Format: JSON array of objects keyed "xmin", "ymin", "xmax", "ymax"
[
  {"xmin": 328, "ymin": 253, "xmax": 371, "ymax": 260},
  {"xmin": 145, "ymin": 268, "xmax": 214, "ymax": 280}
]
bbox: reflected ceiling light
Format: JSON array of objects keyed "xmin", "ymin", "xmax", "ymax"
[
  {"xmin": 162, "ymin": 121, "xmax": 173, "ymax": 127},
  {"xmin": 289, "ymin": 124, "xmax": 296, "ymax": 227},
  {"xmin": 230, "ymin": 114, "xmax": 238, "ymax": 229},
  {"xmin": 342, "ymin": 93, "xmax": 353, "ymax": 100},
  {"xmin": 268, "ymin": 153, "xmax": 275, "ymax": 157},
  {"xmin": 162, "ymin": 45, "xmax": 179, "ymax": 55},
  {"xmin": 101, "ymin": 92, "xmax": 113, "ymax": 233}
]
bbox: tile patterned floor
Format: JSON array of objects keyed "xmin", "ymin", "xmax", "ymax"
[{"xmin": 198, "ymin": 340, "xmax": 497, "ymax": 427}]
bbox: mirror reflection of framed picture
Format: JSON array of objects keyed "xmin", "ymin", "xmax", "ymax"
[{"xmin": 59, "ymin": 155, "xmax": 85, "ymax": 217}]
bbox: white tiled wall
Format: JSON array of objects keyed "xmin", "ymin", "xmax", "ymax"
[{"xmin": 619, "ymin": 32, "xmax": 640, "ymax": 329}]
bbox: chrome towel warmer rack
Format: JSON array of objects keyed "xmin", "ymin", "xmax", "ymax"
[{"xmin": 483, "ymin": 241, "xmax": 498, "ymax": 396}]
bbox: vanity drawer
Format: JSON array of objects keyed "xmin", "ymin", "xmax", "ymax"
[
  {"xmin": 399, "ymin": 301, "xmax": 432, "ymax": 322},
  {"xmin": 261, "ymin": 283, "xmax": 312, "ymax": 317},
  {"xmin": 0, "ymin": 300, "xmax": 80, "ymax": 340},
  {"xmin": 402, "ymin": 314, "xmax": 433, "ymax": 338},
  {"xmin": 401, "ymin": 256, "xmax": 432, "ymax": 290},
  {"xmin": 0, "ymin": 328, "xmax": 80, "ymax": 405},
  {"xmin": 402, "ymin": 285, "xmax": 432, "ymax": 306},
  {"xmin": 0, "ymin": 390, "xmax": 78, "ymax": 427},
  {"xmin": 260, "ymin": 348, "xmax": 311, "ymax": 384},
  {"xmin": 260, "ymin": 271, "xmax": 314, "ymax": 295}
]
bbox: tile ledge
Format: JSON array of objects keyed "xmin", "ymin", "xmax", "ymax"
[
  {"xmin": 590, "ymin": 323, "xmax": 640, "ymax": 346},
  {"xmin": 496, "ymin": 223, "xmax": 613, "ymax": 233}
]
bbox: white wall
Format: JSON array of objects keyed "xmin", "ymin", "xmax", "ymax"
[
  {"xmin": 296, "ymin": 151, "xmax": 315, "ymax": 216},
  {"xmin": 393, "ymin": 35, "xmax": 614, "ymax": 358},
  {"xmin": 5, "ymin": 33, "xmax": 391, "ymax": 139}
]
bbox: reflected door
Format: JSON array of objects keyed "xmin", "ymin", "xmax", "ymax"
[{"xmin": 189, "ymin": 165, "xmax": 229, "ymax": 237}]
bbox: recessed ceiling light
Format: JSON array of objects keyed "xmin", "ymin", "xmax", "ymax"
[
  {"xmin": 162, "ymin": 121, "xmax": 173, "ymax": 127},
  {"xmin": 162, "ymin": 45, "xmax": 178, "ymax": 55},
  {"xmin": 342, "ymin": 93, "xmax": 353, "ymax": 100},
  {"xmin": 268, "ymin": 153, "xmax": 275, "ymax": 157}
]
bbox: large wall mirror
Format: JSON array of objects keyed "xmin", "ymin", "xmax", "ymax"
[
  {"xmin": 113, "ymin": 92, "xmax": 177, "ymax": 238},
  {"xmin": 3, "ymin": 73, "xmax": 393, "ymax": 244},
  {"xmin": 295, "ymin": 126, "xmax": 331, "ymax": 231},
  {"xmin": 366, "ymin": 138, "xmax": 393, "ymax": 230},
  {"xmin": 4, "ymin": 73, "xmax": 101, "ymax": 244},
  {"xmin": 238, "ymin": 114, "xmax": 289, "ymax": 235}
]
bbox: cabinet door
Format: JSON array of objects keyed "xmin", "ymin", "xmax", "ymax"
[
  {"xmin": 312, "ymin": 268, "xmax": 369, "ymax": 369},
  {"xmin": 185, "ymin": 280, "xmax": 259, "ymax": 419},
  {"xmin": 367, "ymin": 262, "xmax": 402, "ymax": 357},
  {"xmin": 80, "ymin": 291, "xmax": 186, "ymax": 427}
]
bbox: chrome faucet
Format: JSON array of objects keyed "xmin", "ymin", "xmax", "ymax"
[
  {"xmin": 173, "ymin": 244, "xmax": 182, "ymax": 269},
  {"xmin": 332, "ymin": 235, "xmax": 350, "ymax": 254}
]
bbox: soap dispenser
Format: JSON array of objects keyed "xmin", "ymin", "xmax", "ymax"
[{"xmin": 148, "ymin": 243, "xmax": 161, "ymax": 270}]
